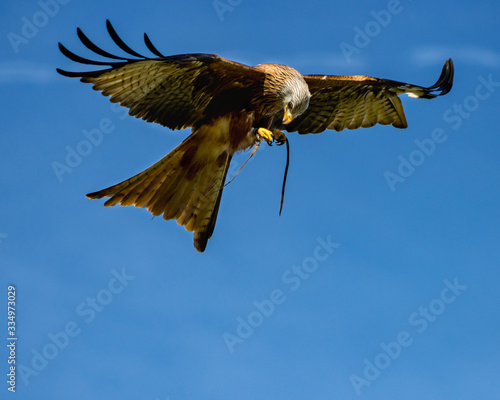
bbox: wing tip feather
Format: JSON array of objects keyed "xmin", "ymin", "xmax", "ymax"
[
  {"xmin": 403, "ymin": 58, "xmax": 454, "ymax": 99},
  {"xmin": 57, "ymin": 20, "xmax": 165, "ymax": 78}
]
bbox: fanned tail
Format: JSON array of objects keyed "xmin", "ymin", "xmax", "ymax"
[{"xmin": 87, "ymin": 130, "xmax": 232, "ymax": 252}]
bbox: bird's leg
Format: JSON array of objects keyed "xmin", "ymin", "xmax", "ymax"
[{"xmin": 253, "ymin": 128, "xmax": 287, "ymax": 146}]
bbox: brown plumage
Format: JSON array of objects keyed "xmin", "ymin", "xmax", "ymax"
[{"xmin": 57, "ymin": 20, "xmax": 454, "ymax": 252}]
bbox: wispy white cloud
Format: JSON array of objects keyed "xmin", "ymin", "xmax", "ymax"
[
  {"xmin": 220, "ymin": 50, "xmax": 367, "ymax": 73},
  {"xmin": 411, "ymin": 46, "xmax": 500, "ymax": 68},
  {"xmin": 0, "ymin": 61, "xmax": 56, "ymax": 85},
  {"xmin": 284, "ymin": 51, "xmax": 368, "ymax": 72}
]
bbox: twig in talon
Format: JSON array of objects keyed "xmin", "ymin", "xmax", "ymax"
[{"xmin": 224, "ymin": 142, "xmax": 261, "ymax": 187}]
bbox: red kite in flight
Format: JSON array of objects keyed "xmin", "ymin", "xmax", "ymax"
[{"xmin": 58, "ymin": 20, "xmax": 453, "ymax": 252}]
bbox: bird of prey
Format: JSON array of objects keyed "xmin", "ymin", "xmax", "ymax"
[{"xmin": 57, "ymin": 20, "xmax": 454, "ymax": 252}]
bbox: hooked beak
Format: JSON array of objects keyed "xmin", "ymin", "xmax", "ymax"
[{"xmin": 282, "ymin": 105, "xmax": 294, "ymax": 125}]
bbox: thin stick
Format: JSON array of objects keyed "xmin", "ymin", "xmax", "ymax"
[{"xmin": 224, "ymin": 141, "xmax": 261, "ymax": 187}]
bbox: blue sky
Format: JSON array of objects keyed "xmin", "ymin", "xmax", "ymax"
[{"xmin": 1, "ymin": 0, "xmax": 499, "ymax": 399}]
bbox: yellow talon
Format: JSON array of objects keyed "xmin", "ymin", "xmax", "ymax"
[
  {"xmin": 255, "ymin": 127, "xmax": 274, "ymax": 145},
  {"xmin": 254, "ymin": 128, "xmax": 287, "ymax": 146}
]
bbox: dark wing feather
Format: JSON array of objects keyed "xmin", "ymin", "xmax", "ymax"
[
  {"xmin": 143, "ymin": 33, "xmax": 165, "ymax": 58},
  {"xmin": 57, "ymin": 20, "xmax": 265, "ymax": 130},
  {"xmin": 287, "ymin": 59, "xmax": 454, "ymax": 134}
]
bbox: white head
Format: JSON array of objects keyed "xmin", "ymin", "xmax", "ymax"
[{"xmin": 254, "ymin": 63, "xmax": 311, "ymax": 124}]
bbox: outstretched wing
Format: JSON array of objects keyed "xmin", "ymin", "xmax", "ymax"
[
  {"xmin": 57, "ymin": 20, "xmax": 265, "ymax": 130},
  {"xmin": 286, "ymin": 59, "xmax": 454, "ymax": 134}
]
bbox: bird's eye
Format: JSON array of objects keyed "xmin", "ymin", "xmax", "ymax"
[{"xmin": 287, "ymin": 102, "xmax": 293, "ymax": 110}]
